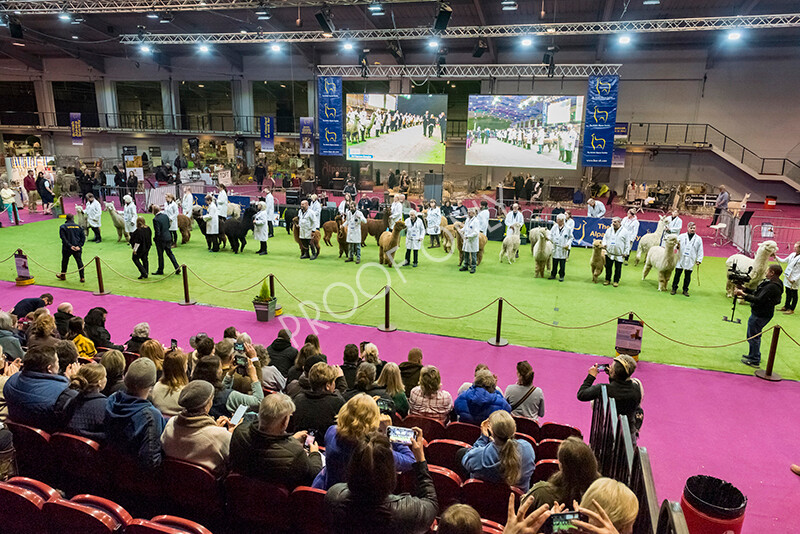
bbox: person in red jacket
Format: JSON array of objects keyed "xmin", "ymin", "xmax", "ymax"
[{"xmin": 23, "ymin": 169, "xmax": 38, "ymax": 212}]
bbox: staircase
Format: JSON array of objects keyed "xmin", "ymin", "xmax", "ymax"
[{"xmin": 625, "ymin": 123, "xmax": 800, "ymax": 192}]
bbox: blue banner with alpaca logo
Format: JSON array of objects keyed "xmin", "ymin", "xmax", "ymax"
[
  {"xmin": 318, "ymin": 76, "xmax": 343, "ymax": 156},
  {"xmin": 260, "ymin": 116, "xmax": 275, "ymax": 152},
  {"xmin": 581, "ymin": 75, "xmax": 619, "ymax": 167}
]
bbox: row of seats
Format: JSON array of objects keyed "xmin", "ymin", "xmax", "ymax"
[{"xmin": 394, "ymin": 415, "xmax": 582, "ymax": 444}]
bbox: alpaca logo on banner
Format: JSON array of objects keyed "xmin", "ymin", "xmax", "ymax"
[
  {"xmin": 318, "ymin": 76, "xmax": 343, "ymax": 156},
  {"xmin": 582, "ymin": 75, "xmax": 619, "ymax": 167}
]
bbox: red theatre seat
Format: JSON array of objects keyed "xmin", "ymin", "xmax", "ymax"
[
  {"xmin": 536, "ymin": 439, "xmax": 563, "ymax": 461},
  {"xmin": 70, "ymin": 494, "xmax": 133, "ymax": 529},
  {"xmin": 540, "ymin": 422, "xmax": 582, "ymax": 441},
  {"xmin": 162, "ymin": 458, "xmax": 223, "ymax": 517},
  {"xmin": 0, "ymin": 481, "xmax": 48, "ymax": 534},
  {"xmin": 462, "ymin": 479, "xmax": 522, "ymax": 525},
  {"xmin": 532, "ymin": 459, "xmax": 560, "ymax": 484},
  {"xmin": 482, "ymin": 519, "xmax": 505, "ymax": 534},
  {"xmin": 290, "ymin": 486, "xmax": 328, "ymax": 534},
  {"xmin": 425, "ymin": 439, "xmax": 471, "ymax": 473},
  {"xmin": 50, "ymin": 433, "xmax": 108, "ymax": 494},
  {"xmin": 515, "ymin": 432, "xmax": 538, "ymax": 452},
  {"xmin": 43, "ymin": 497, "xmax": 126, "ymax": 534},
  {"xmin": 428, "ymin": 465, "xmax": 463, "ymax": 510},
  {"xmin": 224, "ymin": 473, "xmax": 290, "ymax": 532},
  {"xmin": 5, "ymin": 476, "xmax": 60, "ymax": 502},
  {"xmin": 445, "ymin": 422, "xmax": 481, "ymax": 444},
  {"xmin": 512, "ymin": 416, "xmax": 541, "ymax": 442},
  {"xmin": 4, "ymin": 421, "xmax": 53, "ymax": 482},
  {"xmin": 402, "ymin": 415, "xmax": 447, "ymax": 442}
]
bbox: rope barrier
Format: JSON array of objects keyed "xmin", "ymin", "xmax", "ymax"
[
  {"xmin": 274, "ymin": 276, "xmax": 384, "ymax": 316},
  {"xmin": 0, "ymin": 252, "xmax": 17, "ymax": 265},
  {"xmin": 98, "ymin": 258, "xmax": 177, "ymax": 285},
  {"xmin": 185, "ymin": 266, "xmax": 269, "ymax": 294},
  {"xmin": 26, "ymin": 254, "xmax": 96, "ymax": 276},
  {"xmin": 503, "ymin": 299, "xmax": 628, "ymax": 330},
  {"xmin": 630, "ymin": 312, "xmax": 779, "ymax": 349},
  {"xmin": 390, "ymin": 287, "xmax": 499, "ymax": 320},
  {"xmin": 780, "ymin": 327, "xmax": 800, "ymax": 348}
]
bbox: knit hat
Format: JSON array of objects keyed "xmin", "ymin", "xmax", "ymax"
[
  {"xmin": 304, "ymin": 354, "xmax": 326, "ymax": 375},
  {"xmin": 124, "ymin": 358, "xmax": 157, "ymax": 391},
  {"xmin": 614, "ymin": 354, "xmax": 637, "ymax": 375},
  {"xmin": 178, "ymin": 380, "xmax": 215, "ymax": 413}
]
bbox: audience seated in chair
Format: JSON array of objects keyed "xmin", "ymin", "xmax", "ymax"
[
  {"xmin": 399, "ymin": 348, "xmax": 424, "ymax": 396},
  {"xmin": 84, "ymin": 307, "xmax": 124, "ymax": 351},
  {"xmin": 438, "ymin": 504, "xmax": 482, "ymax": 534},
  {"xmin": 340, "ymin": 343, "xmax": 361, "ymax": 390},
  {"xmin": 504, "ymin": 361, "xmax": 545, "ymax": 422},
  {"xmin": 266, "ymin": 329, "xmax": 298, "ymax": 378},
  {"xmin": 4, "ymin": 345, "xmax": 70, "ymax": 432},
  {"xmin": 190, "ymin": 355, "xmax": 263, "ymax": 419},
  {"xmin": 0, "ymin": 312, "xmax": 25, "ymax": 361},
  {"xmin": 376, "ymin": 363, "xmax": 409, "ymax": 418},
  {"xmin": 408, "ymin": 365, "xmax": 453, "ymax": 425},
  {"xmin": 100, "ymin": 350, "xmax": 126, "ymax": 397},
  {"xmin": 343, "ymin": 363, "xmax": 394, "ymax": 409},
  {"xmin": 150, "ymin": 350, "xmax": 189, "ymax": 417},
  {"xmin": 55, "ymin": 339, "xmax": 81, "ymax": 379},
  {"xmin": 454, "ymin": 370, "xmax": 511, "ymax": 424},
  {"xmin": 254, "ymin": 344, "xmax": 286, "ymax": 392},
  {"xmin": 125, "ymin": 322, "xmax": 152, "ymax": 355},
  {"xmin": 289, "ymin": 362, "xmax": 346, "ymax": 446},
  {"xmin": 53, "ymin": 302, "xmax": 75, "ymax": 339},
  {"xmin": 58, "ymin": 363, "xmax": 108, "ymax": 442},
  {"xmin": 521, "ymin": 436, "xmax": 600, "ymax": 510}
]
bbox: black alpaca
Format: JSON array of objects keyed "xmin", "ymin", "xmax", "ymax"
[
  {"xmin": 191, "ymin": 207, "xmax": 227, "ymax": 250},
  {"xmin": 283, "ymin": 206, "xmax": 299, "ymax": 234},
  {"xmin": 224, "ymin": 205, "xmax": 258, "ymax": 254}
]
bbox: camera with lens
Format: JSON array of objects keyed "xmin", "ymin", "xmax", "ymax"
[{"xmin": 726, "ymin": 261, "xmax": 752, "ymax": 288}]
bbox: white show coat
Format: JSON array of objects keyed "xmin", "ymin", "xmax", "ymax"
[
  {"xmin": 549, "ymin": 223, "xmax": 572, "ymax": 260},
  {"xmin": 86, "ymin": 200, "xmax": 102, "ymax": 228},
  {"xmin": 123, "ymin": 202, "xmax": 137, "ymax": 233},
  {"xmin": 477, "ymin": 209, "xmax": 490, "ymax": 235},
  {"xmin": 165, "ymin": 201, "xmax": 179, "ymax": 231},
  {"xmin": 676, "ymin": 233, "xmax": 703, "ymax": 271},
  {"xmin": 346, "ymin": 210, "xmax": 367, "ymax": 244},
  {"xmin": 620, "ymin": 216, "xmax": 640, "ymax": 254},
  {"xmin": 587, "ymin": 201, "xmax": 606, "ymax": 218},
  {"xmin": 182, "ymin": 192, "xmax": 194, "ymax": 215},
  {"xmin": 338, "ymin": 200, "xmax": 348, "ymax": 217},
  {"xmin": 661, "ymin": 216, "xmax": 683, "ymax": 245},
  {"xmin": 216, "ymin": 190, "xmax": 228, "ymax": 218},
  {"xmin": 780, "ymin": 252, "xmax": 800, "ymax": 289},
  {"xmin": 564, "ymin": 218, "xmax": 575, "ymax": 240},
  {"xmin": 389, "ymin": 201, "xmax": 403, "ymax": 230},
  {"xmin": 298, "ymin": 208, "xmax": 315, "ymax": 239},
  {"xmin": 461, "ymin": 217, "xmax": 480, "ymax": 253},
  {"xmin": 309, "ymin": 200, "xmax": 322, "ymax": 230},
  {"xmin": 203, "ymin": 203, "xmax": 219, "ymax": 235},
  {"xmin": 263, "ymin": 193, "xmax": 275, "ymax": 223},
  {"xmin": 603, "ymin": 226, "xmax": 630, "ymax": 262},
  {"xmin": 505, "ymin": 211, "xmax": 524, "ymax": 229},
  {"xmin": 253, "ymin": 210, "xmax": 270, "ymax": 242},
  {"xmin": 426, "ymin": 207, "xmax": 442, "ymax": 235},
  {"xmin": 404, "ymin": 217, "xmax": 425, "ymax": 251}
]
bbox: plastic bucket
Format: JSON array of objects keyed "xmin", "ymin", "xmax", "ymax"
[
  {"xmin": 764, "ymin": 196, "xmax": 777, "ymax": 209},
  {"xmin": 680, "ymin": 475, "xmax": 746, "ymax": 534}
]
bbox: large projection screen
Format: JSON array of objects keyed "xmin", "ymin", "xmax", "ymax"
[
  {"xmin": 346, "ymin": 94, "xmax": 448, "ymax": 165},
  {"xmin": 465, "ymin": 95, "xmax": 585, "ymax": 169}
]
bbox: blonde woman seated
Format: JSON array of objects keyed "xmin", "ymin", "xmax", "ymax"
[
  {"xmin": 572, "ymin": 477, "xmax": 639, "ymax": 534},
  {"xmin": 522, "ymin": 436, "xmax": 600, "ymax": 510},
  {"xmin": 139, "ymin": 339, "xmax": 166, "ymax": 380},
  {"xmin": 408, "ymin": 365, "xmax": 453, "ymax": 424},
  {"xmin": 459, "ymin": 410, "xmax": 536, "ymax": 491},
  {"xmin": 151, "ymin": 350, "xmax": 190, "ymax": 417},
  {"xmin": 376, "ymin": 362, "xmax": 409, "ymax": 417}
]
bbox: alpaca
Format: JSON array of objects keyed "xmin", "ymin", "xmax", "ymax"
[
  {"xmin": 283, "ymin": 207, "xmax": 299, "ymax": 234},
  {"xmin": 453, "ymin": 222, "xmax": 488, "ymax": 266},
  {"xmin": 224, "ymin": 205, "xmax": 257, "ymax": 254},
  {"xmin": 635, "ymin": 216, "xmax": 669, "ymax": 266},
  {"xmin": 365, "ymin": 209, "xmax": 390, "ymax": 245},
  {"xmin": 337, "ymin": 224, "xmax": 349, "ymax": 258},
  {"xmin": 322, "ymin": 215, "xmax": 342, "ymax": 246},
  {"xmin": 227, "ymin": 203, "xmax": 241, "ymax": 219},
  {"xmin": 104, "ymin": 202, "xmax": 129, "ymax": 242},
  {"xmin": 292, "ymin": 216, "xmax": 321, "ymax": 256},
  {"xmin": 590, "ymin": 240, "xmax": 606, "ymax": 283},
  {"xmin": 192, "ymin": 205, "xmax": 228, "ymax": 250},
  {"xmin": 74, "ymin": 206, "xmax": 89, "ymax": 235},
  {"xmin": 499, "ymin": 223, "xmax": 521, "ymax": 264},
  {"xmin": 378, "ymin": 219, "xmax": 406, "ymax": 265},
  {"xmin": 725, "ymin": 240, "xmax": 779, "ymax": 297},
  {"xmin": 642, "ymin": 234, "xmax": 680, "ymax": 291},
  {"xmin": 441, "ymin": 224, "xmax": 456, "ymax": 254},
  {"xmin": 177, "ymin": 214, "xmax": 192, "ymax": 244},
  {"xmin": 531, "ymin": 227, "xmax": 554, "ymax": 278}
]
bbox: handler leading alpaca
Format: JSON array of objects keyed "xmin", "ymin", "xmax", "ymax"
[
  {"xmin": 642, "ymin": 234, "xmax": 680, "ymax": 291},
  {"xmin": 602, "ymin": 217, "xmax": 630, "ymax": 287},
  {"xmin": 401, "ymin": 210, "xmax": 425, "ymax": 268}
]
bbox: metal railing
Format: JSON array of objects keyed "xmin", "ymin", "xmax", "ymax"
[{"xmin": 627, "ymin": 122, "xmax": 800, "ymax": 179}]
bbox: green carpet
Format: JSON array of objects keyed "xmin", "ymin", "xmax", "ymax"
[{"xmin": 2, "ymin": 213, "xmax": 798, "ymax": 380}]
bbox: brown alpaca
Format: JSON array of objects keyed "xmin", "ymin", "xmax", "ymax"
[
  {"xmin": 441, "ymin": 224, "xmax": 456, "ymax": 253},
  {"xmin": 292, "ymin": 216, "xmax": 321, "ymax": 255},
  {"xmin": 365, "ymin": 208, "xmax": 389, "ymax": 245},
  {"xmin": 322, "ymin": 215, "xmax": 342, "ymax": 246},
  {"xmin": 378, "ymin": 219, "xmax": 406, "ymax": 265},
  {"xmin": 453, "ymin": 222, "xmax": 488, "ymax": 266},
  {"xmin": 177, "ymin": 214, "xmax": 192, "ymax": 244},
  {"xmin": 337, "ymin": 224, "xmax": 349, "ymax": 258},
  {"xmin": 590, "ymin": 239, "xmax": 605, "ymax": 283}
]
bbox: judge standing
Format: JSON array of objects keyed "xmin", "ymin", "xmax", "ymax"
[
  {"xmin": 603, "ymin": 217, "xmax": 630, "ymax": 287},
  {"xmin": 402, "ymin": 210, "xmax": 425, "ymax": 268},
  {"xmin": 548, "ymin": 214, "xmax": 572, "ymax": 281},
  {"xmin": 662, "ymin": 209, "xmax": 682, "ymax": 245},
  {"xmin": 263, "ymin": 186, "xmax": 275, "ymax": 238},
  {"xmin": 477, "ymin": 200, "xmax": 490, "ymax": 235},
  {"xmin": 620, "ymin": 208, "xmax": 640, "ymax": 264},
  {"xmin": 459, "ymin": 207, "xmax": 480, "ymax": 274},
  {"xmin": 129, "ymin": 216, "xmax": 152, "ymax": 279},
  {"xmin": 253, "ymin": 201, "xmax": 270, "ymax": 256},
  {"xmin": 298, "ymin": 200, "xmax": 318, "ymax": 260},
  {"xmin": 202, "ymin": 194, "xmax": 220, "ymax": 252},
  {"xmin": 181, "ymin": 186, "xmax": 194, "ymax": 216},
  {"xmin": 216, "ymin": 184, "xmax": 229, "ymax": 224},
  {"xmin": 58, "ymin": 214, "xmax": 86, "ymax": 283},
  {"xmin": 672, "ymin": 222, "xmax": 703, "ymax": 297},
  {"xmin": 426, "ymin": 200, "xmax": 441, "ymax": 248},
  {"xmin": 389, "ymin": 194, "xmax": 403, "ymax": 230},
  {"xmin": 164, "ymin": 193, "xmax": 179, "ymax": 246},
  {"xmin": 122, "ymin": 195, "xmax": 137, "ymax": 237},
  {"xmin": 85, "ymin": 193, "xmax": 103, "ymax": 243},
  {"xmin": 151, "ymin": 205, "xmax": 180, "ymax": 276},
  {"xmin": 345, "ymin": 203, "xmax": 367, "ymax": 264}
]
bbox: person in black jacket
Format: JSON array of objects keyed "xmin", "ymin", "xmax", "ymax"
[
  {"xmin": 577, "ymin": 355, "xmax": 642, "ymax": 441},
  {"xmin": 343, "ymin": 363, "xmax": 394, "ymax": 411},
  {"xmin": 84, "ymin": 307, "xmax": 124, "ymax": 351},
  {"xmin": 325, "ymin": 428, "xmax": 437, "ymax": 534},
  {"xmin": 229, "ymin": 392, "xmax": 322, "ymax": 490},
  {"xmin": 113, "ymin": 165, "xmax": 126, "ymax": 196},
  {"xmin": 254, "ymin": 161, "xmax": 267, "ymax": 188},
  {"xmin": 737, "ymin": 264, "xmax": 784, "ymax": 367},
  {"xmin": 58, "ymin": 362, "xmax": 108, "ymax": 442},
  {"xmin": 341, "ymin": 343, "xmax": 361, "ymax": 390},
  {"xmin": 129, "ymin": 216, "xmax": 152, "ymax": 279},
  {"xmin": 290, "ymin": 362, "xmax": 347, "ymax": 445},
  {"xmin": 126, "ymin": 171, "xmax": 138, "ymax": 200},
  {"xmin": 267, "ymin": 329, "xmax": 298, "ymax": 377},
  {"xmin": 57, "ymin": 214, "xmax": 86, "ymax": 283},
  {"xmin": 150, "ymin": 205, "xmax": 180, "ymax": 276},
  {"xmin": 54, "ymin": 303, "xmax": 75, "ymax": 338}
]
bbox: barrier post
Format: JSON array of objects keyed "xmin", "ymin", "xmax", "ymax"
[
  {"xmin": 487, "ymin": 298, "xmax": 509, "ymax": 347},
  {"xmin": 92, "ymin": 257, "xmax": 110, "ymax": 296},
  {"xmin": 269, "ymin": 273, "xmax": 275, "ymax": 301},
  {"xmin": 755, "ymin": 326, "xmax": 782, "ymax": 382},
  {"xmin": 377, "ymin": 285, "xmax": 396, "ymax": 332},
  {"xmin": 178, "ymin": 265, "xmax": 196, "ymax": 306}
]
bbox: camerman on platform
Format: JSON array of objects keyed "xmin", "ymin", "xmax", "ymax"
[{"xmin": 737, "ymin": 264, "xmax": 784, "ymax": 368}]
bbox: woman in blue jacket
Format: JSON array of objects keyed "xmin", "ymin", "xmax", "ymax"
[
  {"xmin": 461, "ymin": 410, "xmax": 536, "ymax": 491},
  {"xmin": 454, "ymin": 370, "xmax": 511, "ymax": 424}
]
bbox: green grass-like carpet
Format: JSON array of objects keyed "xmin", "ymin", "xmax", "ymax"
[{"xmin": 2, "ymin": 213, "xmax": 798, "ymax": 380}]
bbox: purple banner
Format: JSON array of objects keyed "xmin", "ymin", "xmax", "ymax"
[{"xmin": 70, "ymin": 112, "xmax": 83, "ymax": 146}]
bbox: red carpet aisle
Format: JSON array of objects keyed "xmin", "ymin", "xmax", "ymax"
[{"xmin": 1, "ymin": 281, "xmax": 797, "ymax": 532}]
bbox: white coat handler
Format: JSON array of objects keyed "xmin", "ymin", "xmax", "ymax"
[
  {"xmin": 345, "ymin": 204, "xmax": 367, "ymax": 264},
  {"xmin": 402, "ymin": 210, "xmax": 425, "ymax": 268},
  {"xmin": 671, "ymin": 222, "xmax": 703, "ymax": 296},
  {"xmin": 253, "ymin": 201, "xmax": 270, "ymax": 256}
]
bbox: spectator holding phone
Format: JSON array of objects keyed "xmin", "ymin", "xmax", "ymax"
[
  {"xmin": 577, "ymin": 356, "xmax": 642, "ymax": 443},
  {"xmin": 190, "ymin": 354, "xmax": 264, "ymax": 419},
  {"xmin": 571, "ymin": 478, "xmax": 639, "ymax": 534}
]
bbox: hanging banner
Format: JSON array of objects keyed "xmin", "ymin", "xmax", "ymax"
[
  {"xmin": 70, "ymin": 112, "xmax": 83, "ymax": 146},
  {"xmin": 318, "ymin": 76, "xmax": 343, "ymax": 156},
  {"xmin": 260, "ymin": 116, "xmax": 275, "ymax": 152},
  {"xmin": 581, "ymin": 75, "xmax": 619, "ymax": 167},
  {"xmin": 612, "ymin": 122, "xmax": 628, "ymax": 168},
  {"xmin": 299, "ymin": 116, "xmax": 315, "ymax": 155}
]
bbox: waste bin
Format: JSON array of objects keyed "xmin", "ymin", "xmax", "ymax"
[
  {"xmin": 764, "ymin": 196, "xmax": 777, "ymax": 209},
  {"xmin": 680, "ymin": 475, "xmax": 747, "ymax": 534}
]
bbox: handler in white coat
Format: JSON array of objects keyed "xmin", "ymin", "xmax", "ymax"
[
  {"xmin": 263, "ymin": 187, "xmax": 275, "ymax": 238},
  {"xmin": 402, "ymin": 210, "xmax": 425, "ymax": 268},
  {"xmin": 602, "ymin": 217, "xmax": 630, "ymax": 287},
  {"xmin": 216, "ymin": 184, "xmax": 229, "ymax": 222},
  {"xmin": 662, "ymin": 209, "xmax": 682, "ymax": 245},
  {"xmin": 122, "ymin": 195, "xmax": 137, "ymax": 235},
  {"xmin": 253, "ymin": 201, "xmax": 270, "ymax": 256},
  {"xmin": 671, "ymin": 222, "xmax": 703, "ymax": 296},
  {"xmin": 164, "ymin": 193, "xmax": 179, "ymax": 246},
  {"xmin": 587, "ymin": 198, "xmax": 606, "ymax": 218},
  {"xmin": 309, "ymin": 194, "xmax": 322, "ymax": 231},
  {"xmin": 620, "ymin": 208, "xmax": 640, "ymax": 263},
  {"xmin": 85, "ymin": 193, "xmax": 103, "ymax": 243},
  {"xmin": 477, "ymin": 201, "xmax": 490, "ymax": 235},
  {"xmin": 298, "ymin": 200, "xmax": 318, "ymax": 260},
  {"xmin": 777, "ymin": 241, "xmax": 800, "ymax": 314},
  {"xmin": 459, "ymin": 207, "xmax": 480, "ymax": 274},
  {"xmin": 389, "ymin": 194, "xmax": 404, "ymax": 230},
  {"xmin": 426, "ymin": 200, "xmax": 442, "ymax": 248},
  {"xmin": 181, "ymin": 187, "xmax": 194, "ymax": 216},
  {"xmin": 549, "ymin": 214, "xmax": 572, "ymax": 281},
  {"xmin": 505, "ymin": 203, "xmax": 525, "ymax": 259},
  {"xmin": 338, "ymin": 193, "xmax": 353, "ymax": 218},
  {"xmin": 202, "ymin": 194, "xmax": 220, "ymax": 252},
  {"xmin": 345, "ymin": 205, "xmax": 367, "ymax": 264}
]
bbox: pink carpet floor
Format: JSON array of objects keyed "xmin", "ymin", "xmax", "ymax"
[{"xmin": 1, "ymin": 281, "xmax": 797, "ymax": 532}]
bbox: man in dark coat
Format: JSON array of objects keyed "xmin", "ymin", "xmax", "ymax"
[
  {"xmin": 254, "ymin": 161, "xmax": 267, "ymax": 188},
  {"xmin": 737, "ymin": 264, "xmax": 784, "ymax": 367},
  {"xmin": 12, "ymin": 293, "xmax": 53, "ymax": 318},
  {"xmin": 267, "ymin": 329, "xmax": 298, "ymax": 377},
  {"xmin": 57, "ymin": 214, "xmax": 86, "ymax": 283},
  {"xmin": 151, "ymin": 205, "xmax": 180, "ymax": 276}
]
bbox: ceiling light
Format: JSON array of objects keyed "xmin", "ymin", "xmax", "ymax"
[
  {"xmin": 521, "ymin": 38, "xmax": 532, "ymax": 46},
  {"xmin": 199, "ymin": 44, "xmax": 209, "ymax": 53},
  {"xmin": 642, "ymin": 0, "xmax": 660, "ymax": 4},
  {"xmin": 140, "ymin": 44, "xmax": 151, "ymax": 53},
  {"xmin": 727, "ymin": 31, "xmax": 741, "ymax": 40},
  {"xmin": 343, "ymin": 42, "xmax": 353, "ymax": 50},
  {"xmin": 270, "ymin": 43, "xmax": 281, "ymax": 51},
  {"xmin": 198, "ymin": 84, "xmax": 205, "ymax": 88},
  {"xmin": 71, "ymin": 34, "xmax": 79, "ymax": 39},
  {"xmin": 239, "ymin": 28, "xmax": 247, "ymax": 34},
  {"xmin": 428, "ymin": 40, "xmax": 439, "ymax": 48},
  {"xmin": 70, "ymin": 14, "xmax": 84, "ymax": 24},
  {"xmin": 322, "ymin": 32, "xmax": 333, "ymax": 38},
  {"xmin": 12, "ymin": 41, "xmax": 25, "ymax": 46},
  {"xmin": 618, "ymin": 35, "xmax": 631, "ymax": 44},
  {"xmin": 159, "ymin": 12, "xmax": 173, "ymax": 24},
  {"xmin": 58, "ymin": 12, "xmax": 71, "ymax": 21},
  {"xmin": 502, "ymin": 2, "xmax": 518, "ymax": 10},
  {"xmin": 147, "ymin": 11, "xmax": 159, "ymax": 18},
  {"xmin": 545, "ymin": 27, "xmax": 555, "ymax": 33},
  {"xmin": 369, "ymin": 4, "xmax": 385, "ymax": 16},
  {"xmin": 280, "ymin": 84, "xmax": 286, "ymax": 88}
]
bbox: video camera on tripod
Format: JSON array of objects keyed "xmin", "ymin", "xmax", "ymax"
[{"xmin": 724, "ymin": 261, "xmax": 752, "ymax": 324}]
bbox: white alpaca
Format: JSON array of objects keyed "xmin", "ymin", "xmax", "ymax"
[
  {"xmin": 725, "ymin": 240, "xmax": 779, "ymax": 297},
  {"xmin": 642, "ymin": 234, "xmax": 680, "ymax": 291},
  {"xmin": 500, "ymin": 224, "xmax": 522, "ymax": 264},
  {"xmin": 228, "ymin": 203, "xmax": 241, "ymax": 219},
  {"xmin": 590, "ymin": 239, "xmax": 605, "ymax": 283},
  {"xmin": 531, "ymin": 227, "xmax": 553, "ymax": 278},
  {"xmin": 74, "ymin": 206, "xmax": 89, "ymax": 235},
  {"xmin": 104, "ymin": 201, "xmax": 129, "ymax": 242},
  {"xmin": 635, "ymin": 216, "xmax": 669, "ymax": 266}
]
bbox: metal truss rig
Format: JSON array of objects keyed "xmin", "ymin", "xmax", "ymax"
[
  {"xmin": 117, "ymin": 12, "xmax": 800, "ymax": 45},
  {"xmin": 317, "ymin": 64, "xmax": 622, "ymax": 79},
  {"xmin": 0, "ymin": 0, "xmax": 434, "ymax": 14}
]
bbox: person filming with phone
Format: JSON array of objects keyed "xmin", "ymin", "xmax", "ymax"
[{"xmin": 577, "ymin": 355, "xmax": 642, "ymax": 443}]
